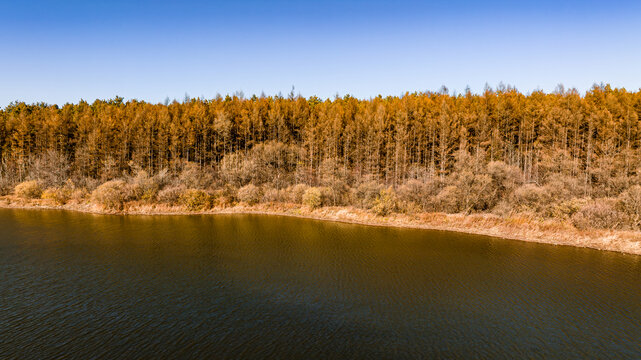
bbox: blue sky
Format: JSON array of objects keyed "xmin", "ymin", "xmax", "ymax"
[{"xmin": 1, "ymin": 0, "xmax": 640, "ymax": 106}]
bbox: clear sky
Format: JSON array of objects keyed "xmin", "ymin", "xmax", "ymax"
[{"xmin": 1, "ymin": 0, "xmax": 640, "ymax": 106}]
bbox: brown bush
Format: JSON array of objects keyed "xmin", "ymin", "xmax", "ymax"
[
  {"xmin": 157, "ymin": 185, "xmax": 186, "ymax": 205},
  {"xmin": 543, "ymin": 174, "xmax": 583, "ymax": 201},
  {"xmin": 396, "ymin": 179, "xmax": 442, "ymax": 211},
  {"xmin": 180, "ymin": 189, "xmax": 212, "ymax": 211},
  {"xmin": 606, "ymin": 175, "xmax": 630, "ymax": 197},
  {"xmin": 452, "ymin": 172, "xmax": 493, "ymax": 212},
  {"xmin": 42, "ymin": 187, "xmax": 72, "ymax": 205},
  {"xmin": 354, "ymin": 181, "xmax": 384, "ymax": 209},
  {"xmin": 372, "ymin": 188, "xmax": 398, "ymax": 216},
  {"xmin": 15, "ymin": 181, "xmax": 43, "ymax": 199},
  {"xmin": 617, "ymin": 185, "xmax": 641, "ymax": 229},
  {"xmin": 433, "ymin": 185, "xmax": 460, "ymax": 213},
  {"xmin": 128, "ymin": 169, "xmax": 169, "ymax": 202},
  {"xmin": 70, "ymin": 188, "xmax": 89, "ymax": 203},
  {"xmin": 487, "ymin": 161, "xmax": 522, "ymax": 198},
  {"xmin": 319, "ymin": 187, "xmax": 334, "ymax": 203},
  {"xmin": 571, "ymin": 200, "xmax": 627, "ymax": 230},
  {"xmin": 302, "ymin": 187, "xmax": 323, "ymax": 209},
  {"xmin": 209, "ymin": 187, "xmax": 235, "ymax": 207},
  {"xmin": 218, "ymin": 184, "xmax": 238, "ymax": 206},
  {"xmin": 433, "ymin": 174, "xmax": 492, "ymax": 214},
  {"xmin": 237, "ymin": 184, "xmax": 262, "ymax": 205},
  {"xmin": 178, "ymin": 162, "xmax": 215, "ymax": 189},
  {"xmin": 318, "ymin": 164, "xmax": 350, "ymax": 206},
  {"xmin": 512, "ymin": 184, "xmax": 551, "ymax": 212},
  {"xmin": 91, "ymin": 180, "xmax": 129, "ymax": 210},
  {"xmin": 288, "ymin": 184, "xmax": 310, "ymax": 204},
  {"xmin": 396, "ymin": 199, "xmax": 422, "ymax": 214},
  {"xmin": 91, "ymin": 180, "xmax": 128, "ymax": 210},
  {"xmin": 262, "ymin": 187, "xmax": 288, "ymax": 203},
  {"xmin": 101, "ymin": 156, "xmax": 121, "ymax": 181},
  {"xmin": 445, "ymin": 149, "xmax": 496, "ymax": 212},
  {"xmin": 545, "ymin": 198, "xmax": 588, "ymax": 220}
]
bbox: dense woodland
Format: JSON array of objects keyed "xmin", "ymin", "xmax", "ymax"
[{"xmin": 3, "ymin": 84, "xmax": 641, "ymax": 230}]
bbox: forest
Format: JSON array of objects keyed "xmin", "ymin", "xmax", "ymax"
[{"xmin": 2, "ymin": 84, "xmax": 641, "ymax": 231}]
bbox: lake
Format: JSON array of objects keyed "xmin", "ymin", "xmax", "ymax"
[{"xmin": 1, "ymin": 209, "xmax": 640, "ymax": 359}]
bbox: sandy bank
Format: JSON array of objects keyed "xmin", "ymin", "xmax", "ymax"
[{"xmin": 1, "ymin": 197, "xmax": 640, "ymax": 256}]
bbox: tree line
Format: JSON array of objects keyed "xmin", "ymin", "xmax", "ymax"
[{"xmin": 2, "ymin": 84, "xmax": 641, "ymax": 229}]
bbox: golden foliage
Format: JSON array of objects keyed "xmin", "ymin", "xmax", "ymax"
[{"xmin": 15, "ymin": 181, "xmax": 42, "ymax": 199}]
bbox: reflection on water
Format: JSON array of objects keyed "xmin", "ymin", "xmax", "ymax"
[{"xmin": 1, "ymin": 209, "xmax": 640, "ymax": 358}]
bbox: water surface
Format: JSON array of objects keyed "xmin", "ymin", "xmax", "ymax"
[{"xmin": 1, "ymin": 209, "xmax": 640, "ymax": 359}]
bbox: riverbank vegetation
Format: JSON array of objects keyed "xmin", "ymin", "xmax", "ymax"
[{"xmin": 2, "ymin": 84, "xmax": 641, "ymax": 236}]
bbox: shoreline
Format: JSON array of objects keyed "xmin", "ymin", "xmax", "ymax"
[{"xmin": 1, "ymin": 198, "xmax": 640, "ymax": 256}]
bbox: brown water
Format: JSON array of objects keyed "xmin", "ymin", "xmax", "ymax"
[{"xmin": 1, "ymin": 209, "xmax": 640, "ymax": 359}]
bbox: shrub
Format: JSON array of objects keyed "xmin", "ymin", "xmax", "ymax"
[
  {"xmin": 571, "ymin": 200, "xmax": 627, "ymax": 230},
  {"xmin": 452, "ymin": 172, "xmax": 493, "ymax": 212},
  {"xmin": 14, "ymin": 181, "xmax": 43, "ymax": 199},
  {"xmin": 397, "ymin": 179, "xmax": 427, "ymax": 211},
  {"xmin": 354, "ymin": 181, "xmax": 384, "ymax": 209},
  {"xmin": 42, "ymin": 187, "xmax": 72, "ymax": 205},
  {"xmin": 157, "ymin": 185, "xmax": 186, "ymax": 205},
  {"xmin": 289, "ymin": 184, "xmax": 310, "ymax": 204},
  {"xmin": 617, "ymin": 185, "xmax": 641, "ymax": 229},
  {"xmin": 512, "ymin": 184, "xmax": 550, "ymax": 212},
  {"xmin": 70, "ymin": 188, "xmax": 89, "ymax": 203},
  {"xmin": 218, "ymin": 184, "xmax": 238, "ymax": 206},
  {"xmin": 262, "ymin": 187, "xmax": 287, "ymax": 203},
  {"xmin": 180, "ymin": 189, "xmax": 211, "ymax": 211},
  {"xmin": 545, "ymin": 198, "xmax": 588, "ymax": 220},
  {"xmin": 433, "ymin": 185, "xmax": 460, "ymax": 213},
  {"xmin": 603, "ymin": 175, "xmax": 629, "ymax": 198},
  {"xmin": 487, "ymin": 161, "xmax": 522, "ymax": 198},
  {"xmin": 237, "ymin": 184, "xmax": 262, "ymax": 205},
  {"xmin": 210, "ymin": 187, "xmax": 235, "ymax": 207},
  {"xmin": 319, "ymin": 173, "xmax": 349, "ymax": 206},
  {"xmin": 91, "ymin": 180, "xmax": 128, "ymax": 210},
  {"xmin": 302, "ymin": 187, "xmax": 323, "ymax": 209},
  {"xmin": 396, "ymin": 178, "xmax": 444, "ymax": 211},
  {"xmin": 543, "ymin": 174, "xmax": 582, "ymax": 201},
  {"xmin": 128, "ymin": 169, "xmax": 161, "ymax": 202},
  {"xmin": 319, "ymin": 186, "xmax": 334, "ymax": 204},
  {"xmin": 178, "ymin": 162, "xmax": 215, "ymax": 189},
  {"xmin": 372, "ymin": 188, "xmax": 397, "ymax": 216}
]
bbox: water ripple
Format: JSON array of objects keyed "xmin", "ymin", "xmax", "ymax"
[{"xmin": 0, "ymin": 210, "xmax": 640, "ymax": 359}]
